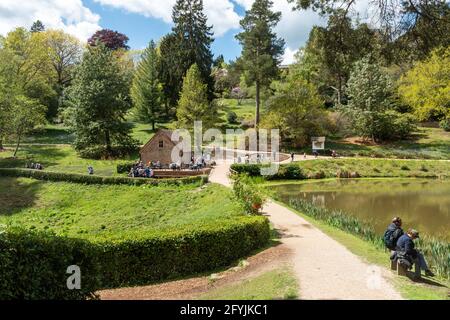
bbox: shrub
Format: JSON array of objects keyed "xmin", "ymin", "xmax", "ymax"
[
  {"xmin": 77, "ymin": 144, "xmax": 139, "ymax": 160},
  {"xmin": 440, "ymin": 117, "xmax": 450, "ymax": 132},
  {"xmin": 272, "ymin": 164, "xmax": 306, "ymax": 180},
  {"xmin": 0, "ymin": 217, "xmax": 270, "ymax": 299},
  {"xmin": 227, "ymin": 111, "xmax": 238, "ymax": 124},
  {"xmin": 232, "ymin": 175, "xmax": 266, "ymax": 214},
  {"xmin": 117, "ymin": 162, "xmax": 136, "ymax": 174},
  {"xmin": 0, "ymin": 168, "xmax": 208, "ymax": 187},
  {"xmin": 0, "ymin": 228, "xmax": 100, "ymax": 300},
  {"xmin": 231, "ymin": 164, "xmax": 263, "ymax": 177}
]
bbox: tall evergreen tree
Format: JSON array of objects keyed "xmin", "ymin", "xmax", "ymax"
[
  {"xmin": 67, "ymin": 44, "xmax": 136, "ymax": 157},
  {"xmin": 236, "ymin": 0, "xmax": 285, "ymax": 130},
  {"xmin": 131, "ymin": 41, "xmax": 163, "ymax": 131},
  {"xmin": 170, "ymin": 0, "xmax": 215, "ymax": 102},
  {"xmin": 30, "ymin": 20, "xmax": 45, "ymax": 33},
  {"xmin": 159, "ymin": 33, "xmax": 182, "ymax": 111},
  {"xmin": 177, "ymin": 64, "xmax": 218, "ymax": 129}
]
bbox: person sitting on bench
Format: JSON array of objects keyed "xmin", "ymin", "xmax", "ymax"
[
  {"xmin": 396, "ymin": 229, "xmax": 434, "ymax": 278},
  {"xmin": 384, "ymin": 217, "xmax": 404, "ymax": 251}
]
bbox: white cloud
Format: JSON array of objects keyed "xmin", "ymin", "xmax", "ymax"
[
  {"xmin": 281, "ymin": 47, "xmax": 297, "ymax": 65},
  {"xmin": 94, "ymin": 0, "xmax": 241, "ymax": 37},
  {"xmin": 0, "ymin": 0, "xmax": 101, "ymax": 41}
]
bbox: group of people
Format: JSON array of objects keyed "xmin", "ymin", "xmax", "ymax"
[
  {"xmin": 128, "ymin": 161, "xmax": 155, "ymax": 178},
  {"xmin": 26, "ymin": 162, "xmax": 44, "ymax": 170},
  {"xmin": 384, "ymin": 217, "xmax": 435, "ymax": 278}
]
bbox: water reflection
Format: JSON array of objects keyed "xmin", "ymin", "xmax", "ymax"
[{"xmin": 272, "ymin": 179, "xmax": 450, "ymax": 241}]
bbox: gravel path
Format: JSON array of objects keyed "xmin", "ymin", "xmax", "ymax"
[{"xmin": 210, "ymin": 161, "xmax": 403, "ymax": 300}]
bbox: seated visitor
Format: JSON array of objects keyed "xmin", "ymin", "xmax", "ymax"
[
  {"xmin": 396, "ymin": 229, "xmax": 435, "ymax": 278},
  {"xmin": 384, "ymin": 217, "xmax": 404, "ymax": 251}
]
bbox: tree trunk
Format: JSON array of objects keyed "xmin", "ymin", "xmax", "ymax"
[
  {"xmin": 0, "ymin": 137, "xmax": 3, "ymax": 151},
  {"xmin": 152, "ymin": 120, "xmax": 156, "ymax": 131},
  {"xmin": 105, "ymin": 130, "xmax": 112, "ymax": 154},
  {"xmin": 13, "ymin": 135, "xmax": 21, "ymax": 158},
  {"xmin": 255, "ymin": 80, "xmax": 261, "ymax": 152}
]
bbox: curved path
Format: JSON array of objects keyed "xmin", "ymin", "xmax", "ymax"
[{"xmin": 210, "ymin": 161, "xmax": 403, "ymax": 300}]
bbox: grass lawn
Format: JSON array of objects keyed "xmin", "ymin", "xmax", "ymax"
[
  {"xmin": 0, "ymin": 145, "xmax": 134, "ymax": 176},
  {"xmin": 0, "ymin": 178, "xmax": 242, "ymax": 241},
  {"xmin": 276, "ymin": 201, "xmax": 449, "ymax": 300},
  {"xmin": 298, "ymin": 127, "xmax": 450, "ymax": 160},
  {"xmin": 198, "ymin": 267, "xmax": 298, "ymax": 300},
  {"xmin": 218, "ymin": 98, "xmax": 256, "ymax": 124},
  {"xmin": 292, "ymin": 158, "xmax": 450, "ymax": 179}
]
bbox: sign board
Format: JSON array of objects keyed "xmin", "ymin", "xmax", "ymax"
[{"xmin": 311, "ymin": 137, "xmax": 326, "ymax": 150}]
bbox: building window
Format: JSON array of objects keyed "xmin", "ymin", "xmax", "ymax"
[{"xmin": 159, "ymin": 140, "xmax": 164, "ymax": 148}]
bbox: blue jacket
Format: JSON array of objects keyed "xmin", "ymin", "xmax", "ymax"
[{"xmin": 396, "ymin": 234, "xmax": 417, "ymax": 259}]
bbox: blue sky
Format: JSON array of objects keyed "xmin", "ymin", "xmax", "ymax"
[{"xmin": 0, "ymin": 0, "xmax": 343, "ymax": 64}]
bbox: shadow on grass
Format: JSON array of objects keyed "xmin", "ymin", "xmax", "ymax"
[
  {"xmin": 406, "ymin": 272, "xmax": 448, "ymax": 288},
  {"xmin": 0, "ymin": 146, "xmax": 69, "ymax": 169},
  {"xmin": 0, "ymin": 177, "xmax": 42, "ymax": 216}
]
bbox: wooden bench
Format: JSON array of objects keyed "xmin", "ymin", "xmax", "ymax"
[{"xmin": 390, "ymin": 258, "xmax": 421, "ymax": 279}]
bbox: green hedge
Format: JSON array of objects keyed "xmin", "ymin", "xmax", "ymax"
[
  {"xmin": 117, "ymin": 162, "xmax": 135, "ymax": 174},
  {"xmin": 0, "ymin": 168, "xmax": 208, "ymax": 186},
  {"xmin": 0, "ymin": 216, "xmax": 270, "ymax": 299},
  {"xmin": 231, "ymin": 163, "xmax": 306, "ymax": 180}
]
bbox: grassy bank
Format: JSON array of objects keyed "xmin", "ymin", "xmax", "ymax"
[
  {"xmin": 198, "ymin": 267, "xmax": 298, "ymax": 300},
  {"xmin": 0, "ymin": 178, "xmax": 240, "ymax": 240},
  {"xmin": 0, "ymin": 145, "xmax": 134, "ymax": 177},
  {"xmin": 286, "ymin": 127, "xmax": 450, "ymax": 160},
  {"xmin": 232, "ymin": 158, "xmax": 450, "ymax": 180},
  {"xmin": 272, "ymin": 200, "xmax": 449, "ymax": 300}
]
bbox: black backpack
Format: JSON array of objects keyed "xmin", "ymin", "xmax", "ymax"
[{"xmin": 384, "ymin": 227, "xmax": 403, "ymax": 250}]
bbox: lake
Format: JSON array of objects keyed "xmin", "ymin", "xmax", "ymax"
[{"xmin": 271, "ymin": 179, "xmax": 450, "ymax": 241}]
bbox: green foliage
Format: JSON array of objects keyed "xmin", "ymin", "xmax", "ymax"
[
  {"xmin": 440, "ymin": 117, "xmax": 450, "ymax": 132},
  {"xmin": 232, "ymin": 175, "xmax": 266, "ymax": 215},
  {"xmin": 177, "ymin": 64, "xmax": 219, "ymax": 129},
  {"xmin": 231, "ymin": 159, "xmax": 450, "ymax": 179},
  {"xmin": 287, "ymin": 200, "xmax": 449, "ymax": 279},
  {"xmin": 0, "ymin": 216, "xmax": 270, "ymax": 299},
  {"xmin": 131, "ymin": 41, "xmax": 164, "ymax": 130},
  {"xmin": 116, "ymin": 161, "xmax": 136, "ymax": 174},
  {"xmin": 66, "ymin": 44, "xmax": 138, "ymax": 157},
  {"xmin": 343, "ymin": 57, "xmax": 415, "ymax": 142},
  {"xmin": 262, "ymin": 76, "xmax": 327, "ymax": 147},
  {"xmin": 0, "ymin": 227, "xmax": 100, "ymax": 300},
  {"xmin": 0, "ymin": 28, "xmax": 50, "ymax": 153},
  {"xmin": 227, "ymin": 111, "xmax": 238, "ymax": 124},
  {"xmin": 291, "ymin": 12, "xmax": 379, "ymax": 105},
  {"xmin": 0, "ymin": 168, "xmax": 207, "ymax": 187},
  {"xmin": 160, "ymin": 0, "xmax": 215, "ymax": 106},
  {"xmin": 398, "ymin": 47, "xmax": 450, "ymax": 122}
]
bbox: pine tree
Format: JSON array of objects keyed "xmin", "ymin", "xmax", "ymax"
[
  {"xmin": 177, "ymin": 64, "xmax": 218, "ymax": 129},
  {"xmin": 170, "ymin": 0, "xmax": 215, "ymax": 102},
  {"xmin": 236, "ymin": 0, "xmax": 285, "ymax": 130},
  {"xmin": 30, "ymin": 20, "xmax": 45, "ymax": 33},
  {"xmin": 67, "ymin": 44, "xmax": 136, "ymax": 157},
  {"xmin": 131, "ymin": 41, "xmax": 163, "ymax": 131}
]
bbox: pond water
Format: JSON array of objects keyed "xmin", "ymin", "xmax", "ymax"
[{"xmin": 271, "ymin": 179, "xmax": 450, "ymax": 241}]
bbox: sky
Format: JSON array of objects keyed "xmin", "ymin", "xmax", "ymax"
[{"xmin": 0, "ymin": 0, "xmax": 344, "ymax": 64}]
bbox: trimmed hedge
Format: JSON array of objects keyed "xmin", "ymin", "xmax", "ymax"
[
  {"xmin": 231, "ymin": 163, "xmax": 306, "ymax": 180},
  {"xmin": 0, "ymin": 168, "xmax": 208, "ymax": 186},
  {"xmin": 0, "ymin": 217, "xmax": 270, "ymax": 299}
]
